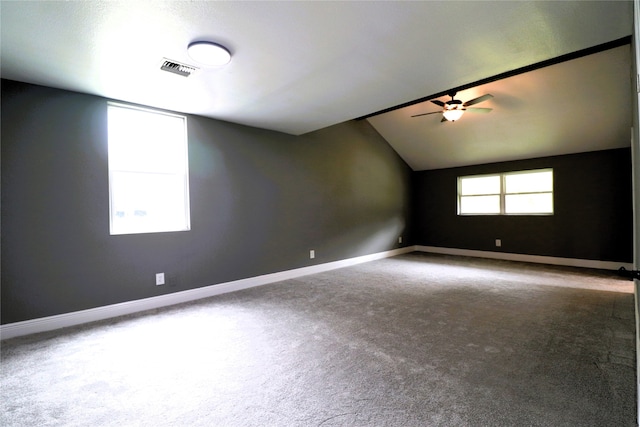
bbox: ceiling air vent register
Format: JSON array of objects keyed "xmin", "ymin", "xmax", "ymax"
[{"xmin": 160, "ymin": 59, "xmax": 199, "ymax": 77}]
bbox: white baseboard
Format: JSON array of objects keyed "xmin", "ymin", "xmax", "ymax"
[
  {"xmin": 416, "ymin": 245, "xmax": 634, "ymax": 271},
  {"xmin": 2, "ymin": 245, "xmax": 629, "ymax": 340},
  {"xmin": 0, "ymin": 247, "xmax": 414, "ymax": 340}
]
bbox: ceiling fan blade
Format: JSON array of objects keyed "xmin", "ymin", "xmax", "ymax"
[
  {"xmin": 430, "ymin": 99, "xmax": 446, "ymax": 107},
  {"xmin": 411, "ymin": 111, "xmax": 443, "ymax": 117},
  {"xmin": 463, "ymin": 94, "xmax": 493, "ymax": 107},
  {"xmin": 465, "ymin": 107, "xmax": 492, "ymax": 113}
]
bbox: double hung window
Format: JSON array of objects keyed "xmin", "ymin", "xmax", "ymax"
[{"xmin": 458, "ymin": 169, "xmax": 553, "ymax": 215}]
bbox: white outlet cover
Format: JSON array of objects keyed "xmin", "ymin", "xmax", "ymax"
[
  {"xmin": 156, "ymin": 273, "xmax": 165, "ymax": 285},
  {"xmin": 310, "ymin": 250, "xmax": 315, "ymax": 259}
]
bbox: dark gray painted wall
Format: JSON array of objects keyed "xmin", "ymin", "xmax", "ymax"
[
  {"xmin": 413, "ymin": 149, "xmax": 633, "ymax": 262},
  {"xmin": 1, "ymin": 80, "xmax": 413, "ymax": 324}
]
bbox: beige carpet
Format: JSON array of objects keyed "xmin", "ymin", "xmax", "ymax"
[{"xmin": 1, "ymin": 253, "xmax": 636, "ymax": 426}]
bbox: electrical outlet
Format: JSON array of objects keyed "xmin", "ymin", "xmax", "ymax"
[
  {"xmin": 398, "ymin": 236, "xmax": 403, "ymax": 244},
  {"xmin": 495, "ymin": 239, "xmax": 502, "ymax": 247},
  {"xmin": 156, "ymin": 273, "xmax": 165, "ymax": 286},
  {"xmin": 310, "ymin": 250, "xmax": 315, "ymax": 259}
]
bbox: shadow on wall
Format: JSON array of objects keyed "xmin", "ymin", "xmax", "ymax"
[{"xmin": 1, "ymin": 79, "xmax": 413, "ymax": 324}]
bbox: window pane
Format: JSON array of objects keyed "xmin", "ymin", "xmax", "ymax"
[
  {"xmin": 460, "ymin": 175, "xmax": 500, "ymax": 196},
  {"xmin": 110, "ymin": 172, "xmax": 189, "ymax": 235},
  {"xmin": 505, "ymin": 193, "xmax": 553, "ymax": 214},
  {"xmin": 505, "ymin": 170, "xmax": 553, "ymax": 194},
  {"xmin": 460, "ymin": 195, "xmax": 501, "ymax": 214},
  {"xmin": 108, "ymin": 107, "xmax": 187, "ymax": 173}
]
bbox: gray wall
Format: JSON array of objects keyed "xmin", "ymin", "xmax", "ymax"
[
  {"xmin": 1, "ymin": 80, "xmax": 413, "ymax": 324},
  {"xmin": 412, "ymin": 149, "xmax": 633, "ymax": 262}
]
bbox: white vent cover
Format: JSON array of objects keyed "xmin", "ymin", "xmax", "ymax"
[{"xmin": 160, "ymin": 59, "xmax": 199, "ymax": 77}]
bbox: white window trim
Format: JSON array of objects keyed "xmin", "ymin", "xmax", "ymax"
[
  {"xmin": 458, "ymin": 168, "xmax": 554, "ymax": 216},
  {"xmin": 107, "ymin": 102, "xmax": 191, "ymax": 235}
]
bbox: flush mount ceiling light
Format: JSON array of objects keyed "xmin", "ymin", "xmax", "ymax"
[{"xmin": 187, "ymin": 41, "xmax": 231, "ymax": 67}]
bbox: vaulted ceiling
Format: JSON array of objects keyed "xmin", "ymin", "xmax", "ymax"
[
  {"xmin": 0, "ymin": 1, "xmax": 634, "ymax": 170},
  {"xmin": 367, "ymin": 44, "xmax": 632, "ymax": 170}
]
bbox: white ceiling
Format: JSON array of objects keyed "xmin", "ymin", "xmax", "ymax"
[{"xmin": 0, "ymin": 1, "xmax": 634, "ymax": 170}]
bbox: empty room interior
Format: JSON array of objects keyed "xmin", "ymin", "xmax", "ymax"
[{"xmin": 2, "ymin": 1, "xmax": 640, "ymax": 426}]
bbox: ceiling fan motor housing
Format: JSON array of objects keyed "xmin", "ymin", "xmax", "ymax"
[{"xmin": 446, "ymin": 99, "xmax": 463, "ymax": 110}]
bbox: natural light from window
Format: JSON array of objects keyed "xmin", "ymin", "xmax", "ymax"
[
  {"xmin": 108, "ymin": 103, "xmax": 190, "ymax": 235},
  {"xmin": 504, "ymin": 170, "xmax": 553, "ymax": 214},
  {"xmin": 458, "ymin": 169, "xmax": 553, "ymax": 215},
  {"xmin": 459, "ymin": 175, "xmax": 501, "ymax": 214}
]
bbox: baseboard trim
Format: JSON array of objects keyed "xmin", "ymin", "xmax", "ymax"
[
  {"xmin": 416, "ymin": 245, "xmax": 634, "ymax": 271},
  {"xmin": 3, "ymin": 245, "xmax": 629, "ymax": 340},
  {"xmin": 0, "ymin": 247, "xmax": 414, "ymax": 340}
]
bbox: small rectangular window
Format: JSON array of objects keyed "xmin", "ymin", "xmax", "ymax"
[
  {"xmin": 108, "ymin": 103, "xmax": 190, "ymax": 235},
  {"xmin": 458, "ymin": 169, "xmax": 553, "ymax": 215}
]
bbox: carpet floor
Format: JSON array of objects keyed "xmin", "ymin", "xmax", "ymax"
[{"xmin": 1, "ymin": 253, "xmax": 636, "ymax": 426}]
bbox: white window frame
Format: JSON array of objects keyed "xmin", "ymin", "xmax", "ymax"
[
  {"xmin": 458, "ymin": 168, "xmax": 554, "ymax": 216},
  {"xmin": 107, "ymin": 102, "xmax": 191, "ymax": 235}
]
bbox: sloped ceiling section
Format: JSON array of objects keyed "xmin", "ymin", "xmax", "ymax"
[
  {"xmin": 367, "ymin": 45, "xmax": 632, "ymax": 171},
  {"xmin": 0, "ymin": 1, "xmax": 634, "ymax": 169}
]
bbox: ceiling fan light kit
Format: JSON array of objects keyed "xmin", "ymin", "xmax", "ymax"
[{"xmin": 442, "ymin": 108, "xmax": 464, "ymax": 122}]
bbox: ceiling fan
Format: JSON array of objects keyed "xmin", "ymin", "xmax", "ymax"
[{"xmin": 411, "ymin": 92, "xmax": 493, "ymax": 122}]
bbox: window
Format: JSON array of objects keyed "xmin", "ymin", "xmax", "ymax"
[
  {"xmin": 108, "ymin": 103, "xmax": 190, "ymax": 235},
  {"xmin": 458, "ymin": 169, "xmax": 553, "ymax": 215}
]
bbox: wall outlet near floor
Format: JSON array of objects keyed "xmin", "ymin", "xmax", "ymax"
[
  {"xmin": 495, "ymin": 239, "xmax": 502, "ymax": 247},
  {"xmin": 155, "ymin": 273, "xmax": 165, "ymax": 286},
  {"xmin": 398, "ymin": 236, "xmax": 403, "ymax": 244},
  {"xmin": 310, "ymin": 250, "xmax": 315, "ymax": 259}
]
